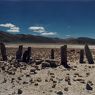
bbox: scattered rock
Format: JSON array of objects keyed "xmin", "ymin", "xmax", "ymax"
[
  {"xmin": 46, "ymin": 60, "xmax": 57, "ymax": 68},
  {"xmin": 50, "ymin": 77, "xmax": 54, "ymax": 81},
  {"xmin": 56, "ymin": 91, "xmax": 63, "ymax": 95},
  {"xmin": 23, "ymin": 81, "xmax": 28, "ymax": 84},
  {"xmin": 29, "ymin": 78, "xmax": 34, "ymax": 84},
  {"xmin": 50, "ymin": 72, "xmax": 54, "ymax": 75},
  {"xmin": 86, "ymin": 73, "xmax": 90, "ymax": 77},
  {"xmin": 65, "ymin": 76, "xmax": 71, "ymax": 85},
  {"xmin": 26, "ymin": 74, "xmax": 30, "ymax": 77},
  {"xmin": 75, "ymin": 78, "xmax": 85, "ymax": 82},
  {"xmin": 18, "ymin": 77, "xmax": 22, "ymax": 80},
  {"xmin": 53, "ymin": 80, "xmax": 57, "ymax": 84},
  {"xmin": 18, "ymin": 89, "xmax": 23, "ymax": 94},
  {"xmin": 2, "ymin": 78, "xmax": 7, "ymax": 83},
  {"xmin": 64, "ymin": 87, "xmax": 68, "ymax": 91},
  {"xmin": 65, "ymin": 76, "xmax": 70, "ymax": 82},
  {"xmin": 41, "ymin": 61, "xmax": 51, "ymax": 69},
  {"xmin": 30, "ymin": 68, "xmax": 37, "ymax": 74},
  {"xmin": 36, "ymin": 77, "xmax": 42, "ymax": 82},
  {"xmin": 35, "ymin": 60, "xmax": 43, "ymax": 65},
  {"xmin": 88, "ymin": 81, "xmax": 93, "ymax": 86},
  {"xmin": 45, "ymin": 79, "xmax": 48, "ymax": 82},
  {"xmin": 11, "ymin": 78, "xmax": 15, "ymax": 83},
  {"xmin": 52, "ymin": 83, "xmax": 56, "ymax": 88},
  {"xmin": 86, "ymin": 83, "xmax": 93, "ymax": 90},
  {"xmin": 34, "ymin": 83, "xmax": 38, "ymax": 86},
  {"xmin": 1, "ymin": 66, "xmax": 5, "ymax": 71}
]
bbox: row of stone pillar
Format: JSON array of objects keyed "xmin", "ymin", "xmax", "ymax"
[
  {"xmin": 16, "ymin": 45, "xmax": 31, "ymax": 63},
  {"xmin": 0, "ymin": 43, "xmax": 31, "ymax": 63},
  {"xmin": 80, "ymin": 44, "xmax": 94, "ymax": 64},
  {"xmin": 0, "ymin": 43, "xmax": 94, "ymax": 69}
]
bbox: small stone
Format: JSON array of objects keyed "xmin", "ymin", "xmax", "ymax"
[
  {"xmin": 35, "ymin": 60, "xmax": 43, "ymax": 65},
  {"xmin": 65, "ymin": 76, "xmax": 71, "ymax": 85},
  {"xmin": 86, "ymin": 83, "xmax": 93, "ymax": 90},
  {"xmin": 53, "ymin": 80, "xmax": 57, "ymax": 83},
  {"xmin": 18, "ymin": 77, "xmax": 22, "ymax": 80},
  {"xmin": 11, "ymin": 78, "xmax": 15, "ymax": 83},
  {"xmin": 29, "ymin": 79, "xmax": 34, "ymax": 84},
  {"xmin": 41, "ymin": 61, "xmax": 51, "ymax": 69},
  {"xmin": 50, "ymin": 77, "xmax": 53, "ymax": 81},
  {"xmin": 64, "ymin": 87, "xmax": 68, "ymax": 91},
  {"xmin": 52, "ymin": 83, "xmax": 56, "ymax": 88},
  {"xmin": 50, "ymin": 72, "xmax": 54, "ymax": 75},
  {"xmin": 30, "ymin": 68, "xmax": 36, "ymax": 72},
  {"xmin": 18, "ymin": 89, "xmax": 23, "ymax": 94},
  {"xmin": 88, "ymin": 81, "xmax": 93, "ymax": 86},
  {"xmin": 37, "ymin": 77, "xmax": 42, "ymax": 82},
  {"xmin": 86, "ymin": 73, "xmax": 90, "ymax": 77},
  {"xmin": 49, "ymin": 90, "xmax": 53, "ymax": 92},
  {"xmin": 56, "ymin": 91, "xmax": 63, "ymax": 95},
  {"xmin": 26, "ymin": 74, "xmax": 30, "ymax": 77},
  {"xmin": 34, "ymin": 83, "xmax": 38, "ymax": 86},
  {"xmin": 2, "ymin": 78, "xmax": 7, "ymax": 83},
  {"xmin": 65, "ymin": 76, "xmax": 70, "ymax": 82},
  {"xmin": 45, "ymin": 79, "xmax": 48, "ymax": 82},
  {"xmin": 1, "ymin": 67, "xmax": 5, "ymax": 71},
  {"xmin": 23, "ymin": 81, "xmax": 28, "ymax": 84}
]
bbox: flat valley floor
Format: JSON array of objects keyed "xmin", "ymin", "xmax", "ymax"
[{"xmin": 0, "ymin": 44, "xmax": 95, "ymax": 95}]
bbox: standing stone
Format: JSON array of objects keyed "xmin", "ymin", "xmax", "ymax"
[
  {"xmin": 22, "ymin": 47, "xmax": 31, "ymax": 63},
  {"xmin": 79, "ymin": 49, "xmax": 84, "ymax": 63},
  {"xmin": 16, "ymin": 45, "xmax": 23, "ymax": 62},
  {"xmin": 0, "ymin": 43, "xmax": 7, "ymax": 61},
  {"xmin": 86, "ymin": 83, "xmax": 93, "ymax": 90},
  {"xmin": 85, "ymin": 44, "xmax": 94, "ymax": 64},
  {"xmin": 60, "ymin": 45, "xmax": 70, "ymax": 68},
  {"xmin": 27, "ymin": 47, "xmax": 31, "ymax": 62},
  {"xmin": 51, "ymin": 49, "xmax": 54, "ymax": 59}
]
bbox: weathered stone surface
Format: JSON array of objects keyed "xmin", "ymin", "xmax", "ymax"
[
  {"xmin": 85, "ymin": 44, "xmax": 94, "ymax": 64},
  {"xmin": 79, "ymin": 49, "xmax": 84, "ymax": 63},
  {"xmin": 60, "ymin": 45, "xmax": 70, "ymax": 68},
  {"xmin": 22, "ymin": 47, "xmax": 31, "ymax": 63},
  {"xmin": 0, "ymin": 43, "xmax": 7, "ymax": 61},
  {"xmin": 18, "ymin": 89, "xmax": 23, "ymax": 94},
  {"xmin": 35, "ymin": 59, "xmax": 43, "ymax": 65},
  {"xmin": 86, "ymin": 83, "xmax": 93, "ymax": 90},
  {"xmin": 16, "ymin": 45, "xmax": 23, "ymax": 62},
  {"xmin": 56, "ymin": 91, "xmax": 63, "ymax": 95},
  {"xmin": 46, "ymin": 60, "xmax": 57, "ymax": 68},
  {"xmin": 51, "ymin": 49, "xmax": 54, "ymax": 59},
  {"xmin": 41, "ymin": 61, "xmax": 51, "ymax": 69}
]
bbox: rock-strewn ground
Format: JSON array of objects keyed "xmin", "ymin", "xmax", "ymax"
[{"xmin": 0, "ymin": 48, "xmax": 95, "ymax": 95}]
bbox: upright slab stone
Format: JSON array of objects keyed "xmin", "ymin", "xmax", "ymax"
[
  {"xmin": 79, "ymin": 49, "xmax": 84, "ymax": 63},
  {"xmin": 22, "ymin": 47, "xmax": 31, "ymax": 63},
  {"xmin": 51, "ymin": 49, "xmax": 54, "ymax": 59},
  {"xmin": 16, "ymin": 45, "xmax": 23, "ymax": 62},
  {"xmin": 27, "ymin": 47, "xmax": 31, "ymax": 62},
  {"xmin": 85, "ymin": 44, "xmax": 94, "ymax": 64},
  {"xmin": 60, "ymin": 45, "xmax": 70, "ymax": 68},
  {"xmin": 0, "ymin": 43, "xmax": 7, "ymax": 61}
]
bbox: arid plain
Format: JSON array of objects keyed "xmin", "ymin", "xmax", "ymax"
[{"xmin": 0, "ymin": 44, "xmax": 95, "ymax": 95}]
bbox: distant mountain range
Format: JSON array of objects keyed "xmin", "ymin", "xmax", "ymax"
[{"xmin": 0, "ymin": 31, "xmax": 95, "ymax": 44}]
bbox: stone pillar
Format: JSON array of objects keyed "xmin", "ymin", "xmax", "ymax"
[
  {"xmin": 79, "ymin": 49, "xmax": 84, "ymax": 63},
  {"xmin": 16, "ymin": 45, "xmax": 23, "ymax": 62},
  {"xmin": 85, "ymin": 44, "xmax": 94, "ymax": 64},
  {"xmin": 60, "ymin": 45, "xmax": 70, "ymax": 68},
  {"xmin": 0, "ymin": 43, "xmax": 7, "ymax": 61},
  {"xmin": 51, "ymin": 49, "xmax": 54, "ymax": 59},
  {"xmin": 22, "ymin": 47, "xmax": 31, "ymax": 63}
]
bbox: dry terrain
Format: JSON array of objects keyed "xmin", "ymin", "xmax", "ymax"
[{"xmin": 0, "ymin": 44, "xmax": 95, "ymax": 95}]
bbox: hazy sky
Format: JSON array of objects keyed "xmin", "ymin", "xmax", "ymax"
[{"xmin": 0, "ymin": 0, "xmax": 95, "ymax": 38}]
